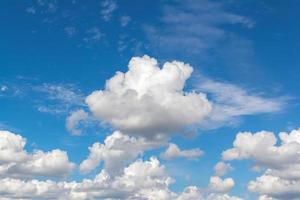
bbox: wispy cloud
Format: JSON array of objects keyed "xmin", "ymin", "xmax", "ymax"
[
  {"xmin": 101, "ymin": 0, "xmax": 118, "ymax": 22},
  {"xmin": 195, "ymin": 76, "xmax": 287, "ymax": 128},
  {"xmin": 120, "ymin": 15, "xmax": 131, "ymax": 27},
  {"xmin": 145, "ymin": 0, "xmax": 254, "ymax": 55}
]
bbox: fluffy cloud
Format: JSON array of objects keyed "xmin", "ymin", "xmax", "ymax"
[
  {"xmin": 161, "ymin": 143, "xmax": 203, "ymax": 160},
  {"xmin": 214, "ymin": 162, "xmax": 233, "ymax": 177},
  {"xmin": 80, "ymin": 131, "xmax": 165, "ymax": 175},
  {"xmin": 86, "ymin": 55, "xmax": 211, "ymax": 138},
  {"xmin": 66, "ymin": 109, "xmax": 89, "ymax": 136},
  {"xmin": 0, "ymin": 131, "xmax": 75, "ymax": 178},
  {"xmin": 223, "ymin": 129, "xmax": 300, "ymax": 199},
  {"xmin": 0, "ymin": 156, "xmax": 241, "ymax": 200},
  {"xmin": 209, "ymin": 176, "xmax": 235, "ymax": 194}
]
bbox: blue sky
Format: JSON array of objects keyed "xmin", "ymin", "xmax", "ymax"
[{"xmin": 0, "ymin": 0, "xmax": 299, "ymax": 199}]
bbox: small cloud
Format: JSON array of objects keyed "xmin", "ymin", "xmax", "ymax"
[
  {"xmin": 161, "ymin": 143, "xmax": 204, "ymax": 160},
  {"xmin": 65, "ymin": 109, "xmax": 89, "ymax": 136},
  {"xmin": 101, "ymin": 0, "xmax": 118, "ymax": 21},
  {"xmin": 0, "ymin": 85, "xmax": 7, "ymax": 92},
  {"xmin": 26, "ymin": 7, "xmax": 36, "ymax": 14},
  {"xmin": 83, "ymin": 27, "xmax": 103, "ymax": 44},
  {"xmin": 64, "ymin": 26, "xmax": 77, "ymax": 37},
  {"xmin": 120, "ymin": 16, "xmax": 131, "ymax": 27}
]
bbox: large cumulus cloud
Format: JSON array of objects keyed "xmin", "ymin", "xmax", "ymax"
[{"xmin": 86, "ymin": 55, "xmax": 212, "ymax": 138}]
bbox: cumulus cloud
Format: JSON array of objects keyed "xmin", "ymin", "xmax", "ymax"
[
  {"xmin": 209, "ymin": 176, "xmax": 235, "ymax": 194},
  {"xmin": 214, "ymin": 162, "xmax": 233, "ymax": 177},
  {"xmin": 66, "ymin": 109, "xmax": 89, "ymax": 136},
  {"xmin": 86, "ymin": 55, "xmax": 212, "ymax": 138},
  {"xmin": 80, "ymin": 131, "xmax": 166, "ymax": 175},
  {"xmin": 223, "ymin": 129, "xmax": 300, "ymax": 199},
  {"xmin": 0, "ymin": 131, "xmax": 75, "ymax": 178},
  {"xmin": 0, "ymin": 155, "xmax": 241, "ymax": 200},
  {"xmin": 161, "ymin": 143, "xmax": 203, "ymax": 160}
]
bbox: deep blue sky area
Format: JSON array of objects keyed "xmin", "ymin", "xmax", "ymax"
[{"xmin": 0, "ymin": 1, "xmax": 299, "ymax": 199}]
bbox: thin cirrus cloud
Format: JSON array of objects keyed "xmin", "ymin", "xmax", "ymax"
[
  {"xmin": 195, "ymin": 76, "xmax": 286, "ymax": 129},
  {"xmin": 145, "ymin": 0, "xmax": 254, "ymax": 55}
]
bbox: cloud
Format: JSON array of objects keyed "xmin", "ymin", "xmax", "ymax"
[
  {"xmin": 145, "ymin": 0, "xmax": 254, "ymax": 55},
  {"xmin": 120, "ymin": 15, "xmax": 131, "ymax": 27},
  {"xmin": 196, "ymin": 77, "xmax": 286, "ymax": 128},
  {"xmin": 0, "ymin": 131, "xmax": 75, "ymax": 178},
  {"xmin": 34, "ymin": 83, "xmax": 85, "ymax": 114},
  {"xmin": 101, "ymin": 0, "xmax": 118, "ymax": 21},
  {"xmin": 26, "ymin": 7, "xmax": 36, "ymax": 14},
  {"xmin": 79, "ymin": 131, "xmax": 165, "ymax": 175},
  {"xmin": 209, "ymin": 176, "xmax": 235, "ymax": 194},
  {"xmin": 214, "ymin": 162, "xmax": 233, "ymax": 177},
  {"xmin": 0, "ymin": 85, "xmax": 7, "ymax": 92},
  {"xmin": 64, "ymin": 26, "xmax": 77, "ymax": 37},
  {"xmin": 161, "ymin": 143, "xmax": 203, "ymax": 160},
  {"xmin": 86, "ymin": 55, "xmax": 212, "ymax": 138},
  {"xmin": 223, "ymin": 129, "xmax": 300, "ymax": 199},
  {"xmin": 0, "ymin": 155, "xmax": 240, "ymax": 200},
  {"xmin": 66, "ymin": 109, "xmax": 89, "ymax": 136},
  {"xmin": 83, "ymin": 27, "xmax": 103, "ymax": 44}
]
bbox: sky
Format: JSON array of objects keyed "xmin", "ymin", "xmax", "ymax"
[{"xmin": 0, "ymin": 0, "xmax": 299, "ymax": 199}]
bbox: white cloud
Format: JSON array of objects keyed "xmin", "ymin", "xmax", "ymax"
[
  {"xmin": 66, "ymin": 109, "xmax": 89, "ymax": 136},
  {"xmin": 209, "ymin": 176, "xmax": 235, "ymax": 194},
  {"xmin": 145, "ymin": 0, "xmax": 254, "ymax": 55},
  {"xmin": 83, "ymin": 27, "xmax": 103, "ymax": 44},
  {"xmin": 161, "ymin": 143, "xmax": 203, "ymax": 160},
  {"xmin": 86, "ymin": 55, "xmax": 212, "ymax": 138},
  {"xmin": 0, "ymin": 155, "xmax": 241, "ymax": 200},
  {"xmin": 0, "ymin": 131, "xmax": 75, "ymax": 178},
  {"xmin": 0, "ymin": 85, "xmax": 8, "ymax": 92},
  {"xmin": 34, "ymin": 83, "xmax": 85, "ymax": 114},
  {"xmin": 248, "ymin": 175, "xmax": 300, "ymax": 200},
  {"xmin": 223, "ymin": 129, "xmax": 300, "ymax": 199},
  {"xmin": 101, "ymin": 0, "xmax": 117, "ymax": 21},
  {"xmin": 197, "ymin": 78, "xmax": 285, "ymax": 128},
  {"xmin": 214, "ymin": 162, "xmax": 233, "ymax": 177},
  {"xmin": 80, "ymin": 131, "xmax": 165, "ymax": 175}
]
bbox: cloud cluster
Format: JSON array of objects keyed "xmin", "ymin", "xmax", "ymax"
[
  {"xmin": 79, "ymin": 131, "xmax": 166, "ymax": 175},
  {"xmin": 0, "ymin": 131, "xmax": 75, "ymax": 178},
  {"xmin": 0, "ymin": 130, "xmax": 242, "ymax": 199},
  {"xmin": 86, "ymin": 55, "xmax": 212, "ymax": 138},
  {"xmin": 223, "ymin": 129, "xmax": 300, "ymax": 199},
  {"xmin": 161, "ymin": 143, "xmax": 203, "ymax": 160}
]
